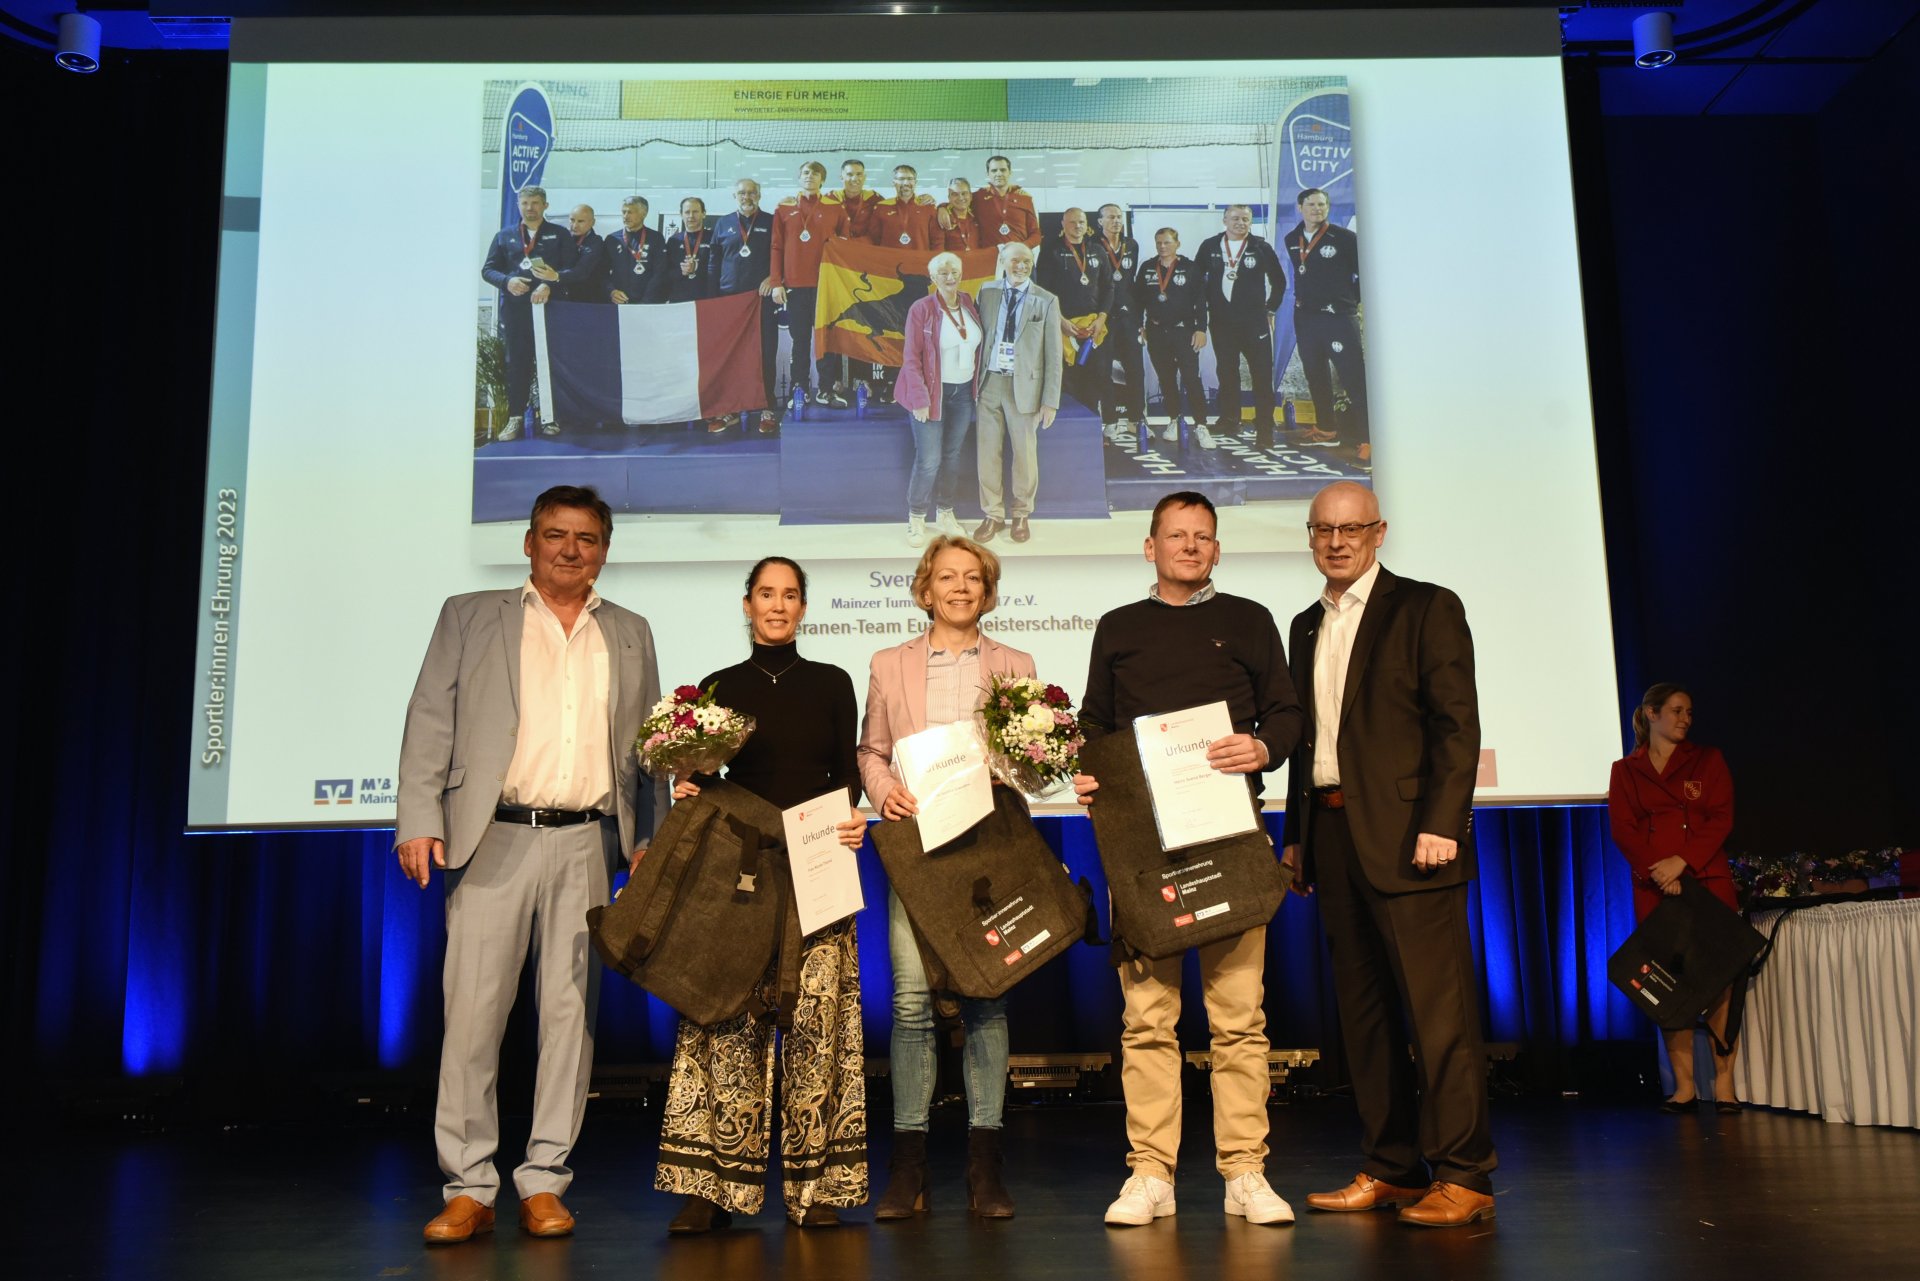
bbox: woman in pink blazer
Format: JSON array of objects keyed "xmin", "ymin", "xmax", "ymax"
[
  {"xmin": 857, "ymin": 535, "xmax": 1034, "ymax": 1222},
  {"xmin": 892, "ymin": 251, "xmax": 983, "ymax": 550}
]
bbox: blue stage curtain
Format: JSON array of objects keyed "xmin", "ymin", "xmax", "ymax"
[{"xmin": 21, "ymin": 801, "xmax": 1645, "ymax": 1084}]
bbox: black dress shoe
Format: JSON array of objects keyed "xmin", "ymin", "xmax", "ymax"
[
  {"xmin": 1010, "ymin": 516, "xmax": 1031, "ymax": 543},
  {"xmin": 1658, "ymin": 1096, "xmax": 1695, "ymax": 1114},
  {"xmin": 973, "ymin": 517, "xmax": 1005, "ymax": 543},
  {"xmin": 1715, "ymin": 1100, "xmax": 1743, "ymax": 1115}
]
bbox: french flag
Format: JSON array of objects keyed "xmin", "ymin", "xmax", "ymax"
[{"xmin": 533, "ymin": 292, "xmax": 765, "ymax": 426}]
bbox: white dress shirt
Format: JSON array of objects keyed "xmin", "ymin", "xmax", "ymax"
[
  {"xmin": 1311, "ymin": 560, "xmax": 1381, "ymax": 788},
  {"xmin": 501, "ymin": 578, "xmax": 614, "ymax": 811}
]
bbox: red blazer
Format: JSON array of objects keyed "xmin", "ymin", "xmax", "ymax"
[
  {"xmin": 1607, "ymin": 740, "xmax": 1738, "ymax": 919},
  {"xmin": 893, "ymin": 291, "xmax": 982, "ymax": 420},
  {"xmin": 857, "ymin": 631, "xmax": 1035, "ymax": 811}
]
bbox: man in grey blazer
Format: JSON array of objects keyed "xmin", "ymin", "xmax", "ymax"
[
  {"xmin": 973, "ymin": 240, "xmax": 1063, "ymax": 546},
  {"xmin": 395, "ymin": 484, "xmax": 665, "ymax": 1245}
]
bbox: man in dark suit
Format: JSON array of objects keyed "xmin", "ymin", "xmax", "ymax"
[{"xmin": 1280, "ymin": 480, "xmax": 1496, "ymax": 1228}]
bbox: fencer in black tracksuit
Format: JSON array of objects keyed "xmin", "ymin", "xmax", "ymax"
[
  {"xmin": 1195, "ymin": 217, "xmax": 1287, "ymax": 449},
  {"xmin": 1133, "ymin": 248, "xmax": 1209, "ymax": 435},
  {"xmin": 1283, "ymin": 215, "xmax": 1369, "ymax": 451},
  {"xmin": 481, "ymin": 210, "xmax": 574, "ymax": 440}
]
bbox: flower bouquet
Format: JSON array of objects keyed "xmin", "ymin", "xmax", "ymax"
[
  {"xmin": 636, "ymin": 683, "xmax": 755, "ymax": 777},
  {"xmin": 977, "ymin": 674, "xmax": 1084, "ymax": 797}
]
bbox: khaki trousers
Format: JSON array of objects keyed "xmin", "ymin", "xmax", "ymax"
[
  {"xmin": 975, "ymin": 371, "xmax": 1040, "ymax": 520},
  {"xmin": 1117, "ymin": 925, "xmax": 1271, "ymax": 1182}
]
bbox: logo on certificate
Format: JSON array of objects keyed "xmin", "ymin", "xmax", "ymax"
[
  {"xmin": 1161, "ymin": 885, "xmax": 1179, "ymax": 903},
  {"xmin": 985, "ymin": 929, "xmax": 1001, "ymax": 946}
]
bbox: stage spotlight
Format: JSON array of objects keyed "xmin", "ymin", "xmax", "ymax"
[
  {"xmin": 55, "ymin": 12, "xmax": 102, "ymax": 73},
  {"xmin": 1632, "ymin": 12, "xmax": 1677, "ymax": 69}
]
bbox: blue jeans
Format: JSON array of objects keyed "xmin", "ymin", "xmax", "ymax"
[
  {"xmin": 888, "ymin": 889, "xmax": 1009, "ymax": 1130},
  {"xmin": 906, "ymin": 382, "xmax": 976, "ymax": 518}
]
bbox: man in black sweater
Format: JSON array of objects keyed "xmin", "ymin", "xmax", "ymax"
[{"xmin": 1073, "ymin": 491, "xmax": 1304, "ymax": 1228}]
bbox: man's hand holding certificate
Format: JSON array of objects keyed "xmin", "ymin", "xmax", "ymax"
[
  {"xmin": 891, "ymin": 721, "xmax": 994, "ymax": 851},
  {"xmin": 1134, "ymin": 702, "xmax": 1262, "ymax": 851}
]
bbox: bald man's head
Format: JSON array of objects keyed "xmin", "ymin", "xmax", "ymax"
[
  {"xmin": 1307, "ymin": 481, "xmax": 1386, "ymax": 598},
  {"xmin": 1308, "ymin": 481, "xmax": 1380, "ymax": 525}
]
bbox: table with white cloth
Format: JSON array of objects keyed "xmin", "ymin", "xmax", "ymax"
[{"xmin": 1735, "ymin": 896, "xmax": 1919, "ymax": 1128}]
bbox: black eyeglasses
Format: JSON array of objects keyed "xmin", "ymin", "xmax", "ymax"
[{"xmin": 1306, "ymin": 520, "xmax": 1380, "ymax": 543}]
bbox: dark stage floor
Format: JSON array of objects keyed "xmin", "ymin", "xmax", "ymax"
[{"xmin": 29, "ymin": 1095, "xmax": 1916, "ymax": 1280}]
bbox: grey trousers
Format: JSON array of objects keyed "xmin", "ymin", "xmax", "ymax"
[
  {"xmin": 435, "ymin": 817, "xmax": 613, "ymax": 1206},
  {"xmin": 975, "ymin": 371, "xmax": 1041, "ymax": 520}
]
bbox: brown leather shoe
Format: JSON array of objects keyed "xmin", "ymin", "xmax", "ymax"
[
  {"xmin": 1306, "ymin": 1172, "xmax": 1426, "ymax": 1213},
  {"xmin": 423, "ymin": 1194, "xmax": 494, "ymax": 1245},
  {"xmin": 1397, "ymin": 1181, "xmax": 1495, "ymax": 1228},
  {"xmin": 519, "ymin": 1191, "xmax": 576, "ymax": 1237}
]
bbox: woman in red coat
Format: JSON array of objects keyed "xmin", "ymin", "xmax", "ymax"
[{"xmin": 1607, "ymin": 681, "xmax": 1740, "ymax": 1112}]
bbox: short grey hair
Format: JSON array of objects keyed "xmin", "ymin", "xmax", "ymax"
[
  {"xmin": 622, "ymin": 194, "xmax": 650, "ymax": 212},
  {"xmin": 926, "ymin": 250, "xmax": 963, "ymax": 277}
]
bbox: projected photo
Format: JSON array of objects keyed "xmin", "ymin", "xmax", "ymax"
[{"xmin": 473, "ymin": 74, "xmax": 1373, "ymax": 553}]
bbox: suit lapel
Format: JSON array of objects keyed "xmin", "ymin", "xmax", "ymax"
[
  {"xmin": 1338, "ymin": 567, "xmax": 1397, "ymax": 732},
  {"xmin": 1295, "ymin": 610, "xmax": 1320, "ymax": 727},
  {"xmin": 902, "ymin": 633, "xmax": 930, "ymax": 736},
  {"xmin": 602, "ymin": 605, "xmax": 624, "ymax": 760},
  {"xmin": 497, "ymin": 591, "xmax": 523, "ymax": 714}
]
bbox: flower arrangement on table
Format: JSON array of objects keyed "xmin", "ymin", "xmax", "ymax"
[
  {"xmin": 1729, "ymin": 852, "xmax": 1802, "ymax": 901},
  {"xmin": 1807, "ymin": 847, "xmax": 1903, "ymax": 891},
  {"xmin": 636, "ymin": 684, "xmax": 755, "ymax": 777},
  {"xmin": 1730, "ymin": 847, "xmax": 1906, "ymax": 902},
  {"xmin": 977, "ymin": 675, "xmax": 1084, "ymax": 797}
]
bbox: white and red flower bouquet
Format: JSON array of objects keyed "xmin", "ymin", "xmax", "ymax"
[
  {"xmin": 977, "ymin": 674, "xmax": 1084, "ymax": 797},
  {"xmin": 636, "ymin": 683, "xmax": 755, "ymax": 777}
]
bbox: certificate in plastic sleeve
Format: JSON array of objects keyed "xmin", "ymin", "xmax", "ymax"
[
  {"xmin": 781, "ymin": 789, "xmax": 863, "ymax": 936},
  {"xmin": 1133, "ymin": 701, "xmax": 1261, "ymax": 851},
  {"xmin": 892, "ymin": 720, "xmax": 994, "ymax": 852}
]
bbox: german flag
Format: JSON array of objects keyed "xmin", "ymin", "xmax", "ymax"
[{"xmin": 814, "ymin": 241, "xmax": 1000, "ymax": 367}]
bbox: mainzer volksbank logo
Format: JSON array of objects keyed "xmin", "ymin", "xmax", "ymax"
[{"xmin": 313, "ymin": 776, "xmax": 397, "ymax": 806}]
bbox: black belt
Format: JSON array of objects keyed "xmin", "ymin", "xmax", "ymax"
[
  {"xmin": 494, "ymin": 805, "xmax": 608, "ymax": 828},
  {"xmin": 1310, "ymin": 786, "xmax": 1346, "ymax": 810}
]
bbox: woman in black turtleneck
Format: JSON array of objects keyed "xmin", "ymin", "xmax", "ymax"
[{"xmin": 654, "ymin": 556, "xmax": 869, "ymax": 1232}]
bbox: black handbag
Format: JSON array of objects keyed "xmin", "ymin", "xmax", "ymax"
[
  {"xmin": 586, "ymin": 780, "xmax": 801, "ymax": 1028},
  {"xmin": 1607, "ymin": 875, "xmax": 1766, "ymax": 1047},
  {"xmin": 1080, "ymin": 730, "xmax": 1288, "ymax": 961},
  {"xmin": 870, "ymin": 785, "xmax": 1093, "ymax": 999}
]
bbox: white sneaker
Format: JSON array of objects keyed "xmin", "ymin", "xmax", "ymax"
[
  {"xmin": 935, "ymin": 508, "xmax": 963, "ymax": 537},
  {"xmin": 1223, "ymin": 1171, "xmax": 1295, "ymax": 1225},
  {"xmin": 1193, "ymin": 425, "xmax": 1218, "ymax": 449},
  {"xmin": 907, "ymin": 514, "xmax": 927, "ymax": 549},
  {"xmin": 1160, "ymin": 420, "xmax": 1180, "ymax": 443},
  {"xmin": 1102, "ymin": 420, "xmax": 1126, "ymax": 441},
  {"xmin": 1105, "ymin": 1173, "xmax": 1176, "ymax": 1226}
]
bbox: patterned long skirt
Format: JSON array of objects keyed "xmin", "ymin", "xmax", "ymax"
[{"xmin": 654, "ymin": 918, "xmax": 867, "ymax": 1218}]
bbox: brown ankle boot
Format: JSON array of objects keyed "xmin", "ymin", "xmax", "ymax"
[
  {"xmin": 875, "ymin": 1130, "xmax": 931, "ymax": 1220},
  {"xmin": 966, "ymin": 1127, "xmax": 1015, "ymax": 1218}
]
